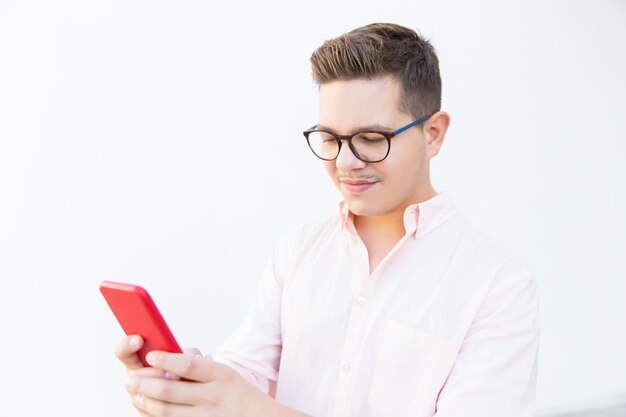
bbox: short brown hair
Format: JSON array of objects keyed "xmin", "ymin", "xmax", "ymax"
[{"xmin": 310, "ymin": 23, "xmax": 441, "ymax": 120}]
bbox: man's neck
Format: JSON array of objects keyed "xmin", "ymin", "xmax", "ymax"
[
  {"xmin": 353, "ymin": 209, "xmax": 406, "ymax": 240},
  {"xmin": 352, "ymin": 187, "xmax": 438, "ymax": 274},
  {"xmin": 353, "ymin": 187, "xmax": 438, "ymax": 239}
]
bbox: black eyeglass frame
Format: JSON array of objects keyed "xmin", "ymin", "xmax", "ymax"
[{"xmin": 302, "ymin": 114, "xmax": 432, "ymax": 163}]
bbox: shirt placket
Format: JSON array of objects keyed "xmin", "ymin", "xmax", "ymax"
[
  {"xmin": 331, "ymin": 236, "xmax": 376, "ymax": 417},
  {"xmin": 331, "ymin": 205, "xmax": 419, "ymax": 416}
]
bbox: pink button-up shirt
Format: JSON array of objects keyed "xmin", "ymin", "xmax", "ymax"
[{"xmin": 213, "ymin": 191, "xmax": 541, "ymax": 417}]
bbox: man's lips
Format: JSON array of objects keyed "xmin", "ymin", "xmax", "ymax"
[{"xmin": 339, "ymin": 179, "xmax": 378, "ymax": 193}]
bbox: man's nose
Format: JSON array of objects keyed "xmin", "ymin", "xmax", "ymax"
[{"xmin": 335, "ymin": 141, "xmax": 367, "ymax": 171}]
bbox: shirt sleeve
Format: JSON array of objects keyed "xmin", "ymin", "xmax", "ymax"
[
  {"xmin": 434, "ymin": 257, "xmax": 542, "ymax": 417},
  {"xmin": 211, "ymin": 238, "xmax": 287, "ymax": 395}
]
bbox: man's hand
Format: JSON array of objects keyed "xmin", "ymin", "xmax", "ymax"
[
  {"xmin": 123, "ymin": 350, "xmax": 282, "ymax": 417},
  {"xmin": 114, "ymin": 335, "xmax": 203, "ymax": 417}
]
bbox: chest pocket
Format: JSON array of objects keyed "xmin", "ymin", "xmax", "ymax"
[{"xmin": 367, "ymin": 319, "xmax": 459, "ymax": 417}]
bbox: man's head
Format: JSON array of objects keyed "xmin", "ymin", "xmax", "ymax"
[
  {"xmin": 309, "ymin": 23, "xmax": 450, "ymax": 218},
  {"xmin": 311, "ymin": 22, "xmax": 441, "ymax": 120}
]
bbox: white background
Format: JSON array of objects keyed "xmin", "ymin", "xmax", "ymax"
[{"xmin": 0, "ymin": 0, "xmax": 624, "ymax": 416}]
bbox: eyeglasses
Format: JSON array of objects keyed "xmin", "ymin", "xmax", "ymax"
[{"xmin": 302, "ymin": 114, "xmax": 431, "ymax": 163}]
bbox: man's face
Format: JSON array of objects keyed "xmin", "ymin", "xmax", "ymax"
[{"xmin": 318, "ymin": 76, "xmax": 434, "ymax": 217}]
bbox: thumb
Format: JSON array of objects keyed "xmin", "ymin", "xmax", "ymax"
[{"xmin": 182, "ymin": 347, "xmax": 203, "ymax": 357}]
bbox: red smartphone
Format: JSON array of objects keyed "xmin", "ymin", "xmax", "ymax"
[{"xmin": 100, "ymin": 280, "xmax": 183, "ymax": 367}]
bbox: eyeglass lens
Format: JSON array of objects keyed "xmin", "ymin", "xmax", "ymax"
[{"xmin": 307, "ymin": 131, "xmax": 388, "ymax": 162}]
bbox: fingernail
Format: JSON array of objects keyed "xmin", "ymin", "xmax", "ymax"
[
  {"xmin": 134, "ymin": 394, "xmax": 143, "ymax": 405},
  {"xmin": 125, "ymin": 375, "xmax": 136, "ymax": 389},
  {"xmin": 146, "ymin": 351, "xmax": 155, "ymax": 364},
  {"xmin": 129, "ymin": 336, "xmax": 140, "ymax": 349},
  {"xmin": 164, "ymin": 372, "xmax": 178, "ymax": 380}
]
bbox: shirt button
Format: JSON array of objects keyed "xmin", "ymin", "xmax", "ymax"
[
  {"xmin": 357, "ymin": 296, "xmax": 367, "ymax": 305},
  {"xmin": 343, "ymin": 364, "xmax": 351, "ymax": 372}
]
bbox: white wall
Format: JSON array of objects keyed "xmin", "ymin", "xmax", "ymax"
[{"xmin": 0, "ymin": 1, "xmax": 624, "ymax": 416}]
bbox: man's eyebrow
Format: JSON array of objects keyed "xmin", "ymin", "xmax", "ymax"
[{"xmin": 315, "ymin": 123, "xmax": 395, "ymax": 132}]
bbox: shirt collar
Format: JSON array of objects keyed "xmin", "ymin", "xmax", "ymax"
[{"xmin": 339, "ymin": 191, "xmax": 458, "ymax": 239}]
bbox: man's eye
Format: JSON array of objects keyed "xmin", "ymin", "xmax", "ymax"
[{"xmin": 361, "ymin": 136, "xmax": 385, "ymax": 143}]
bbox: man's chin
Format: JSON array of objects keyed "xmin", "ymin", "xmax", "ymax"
[{"xmin": 343, "ymin": 197, "xmax": 384, "ymax": 217}]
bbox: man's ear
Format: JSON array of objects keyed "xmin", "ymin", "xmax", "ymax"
[{"xmin": 423, "ymin": 111, "xmax": 450, "ymax": 159}]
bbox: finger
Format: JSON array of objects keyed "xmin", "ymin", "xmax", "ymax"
[
  {"xmin": 128, "ymin": 393, "xmax": 151, "ymax": 417},
  {"xmin": 127, "ymin": 375, "xmax": 205, "ymax": 405},
  {"xmin": 115, "ymin": 335, "xmax": 145, "ymax": 370},
  {"xmin": 125, "ymin": 369, "xmax": 172, "ymax": 408},
  {"xmin": 132, "ymin": 402, "xmax": 151, "ymax": 417},
  {"xmin": 133, "ymin": 393, "xmax": 196, "ymax": 417},
  {"xmin": 125, "ymin": 384, "xmax": 152, "ymax": 417},
  {"xmin": 182, "ymin": 347, "xmax": 202, "ymax": 357},
  {"xmin": 129, "ymin": 367, "xmax": 181, "ymax": 381},
  {"xmin": 146, "ymin": 351, "xmax": 227, "ymax": 383}
]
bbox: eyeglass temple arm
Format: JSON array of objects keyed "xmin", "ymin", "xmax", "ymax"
[
  {"xmin": 392, "ymin": 114, "xmax": 432, "ymax": 136},
  {"xmin": 307, "ymin": 116, "xmax": 430, "ymax": 135}
]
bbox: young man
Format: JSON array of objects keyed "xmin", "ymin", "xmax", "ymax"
[{"xmin": 116, "ymin": 23, "xmax": 541, "ymax": 417}]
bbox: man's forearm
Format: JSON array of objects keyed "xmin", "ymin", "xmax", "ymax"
[{"xmin": 262, "ymin": 397, "xmax": 312, "ymax": 417}]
